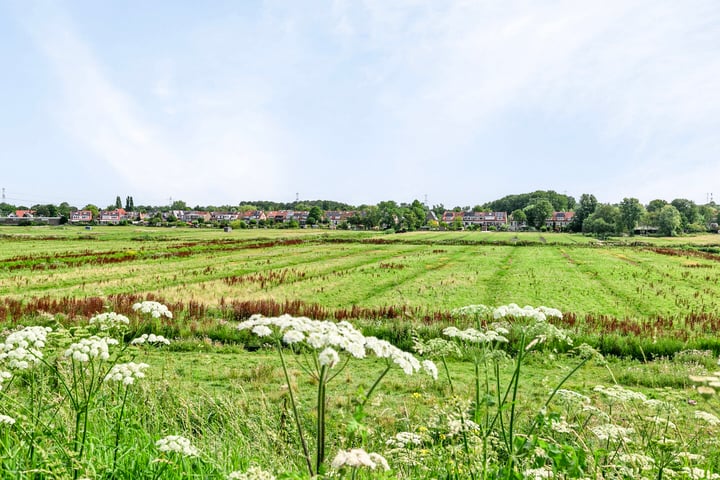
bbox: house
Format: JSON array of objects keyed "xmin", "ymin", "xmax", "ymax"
[
  {"xmin": 240, "ymin": 210, "xmax": 267, "ymax": 223},
  {"xmin": 182, "ymin": 211, "xmax": 212, "ymax": 223},
  {"xmin": 265, "ymin": 210, "xmax": 288, "ymax": 223},
  {"xmin": 546, "ymin": 212, "xmax": 574, "ymax": 231},
  {"xmin": 11, "ymin": 210, "xmax": 35, "ymax": 218},
  {"xmin": 69, "ymin": 210, "xmax": 93, "ymax": 223},
  {"xmin": 211, "ymin": 212, "xmax": 240, "ymax": 222},
  {"xmin": 98, "ymin": 208, "xmax": 127, "ymax": 224},
  {"xmin": 325, "ymin": 211, "xmax": 355, "ymax": 227},
  {"xmin": 442, "ymin": 211, "xmax": 508, "ymax": 229}
]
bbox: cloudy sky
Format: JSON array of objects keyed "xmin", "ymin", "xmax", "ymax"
[{"xmin": 1, "ymin": 0, "xmax": 719, "ymax": 209}]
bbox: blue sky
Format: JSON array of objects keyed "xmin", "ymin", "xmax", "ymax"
[{"xmin": 1, "ymin": 0, "xmax": 719, "ymax": 209}]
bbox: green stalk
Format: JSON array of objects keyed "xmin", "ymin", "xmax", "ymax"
[
  {"xmin": 111, "ymin": 386, "xmax": 131, "ymax": 477},
  {"xmin": 277, "ymin": 342, "xmax": 313, "ymax": 477},
  {"xmin": 359, "ymin": 363, "xmax": 391, "ymax": 411},
  {"xmin": 316, "ymin": 365, "xmax": 328, "ymax": 474}
]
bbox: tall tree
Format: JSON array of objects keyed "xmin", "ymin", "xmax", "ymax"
[
  {"xmin": 657, "ymin": 205, "xmax": 682, "ymax": 236},
  {"xmin": 582, "ymin": 204, "xmax": 620, "ymax": 238},
  {"xmin": 523, "ymin": 199, "xmax": 553, "ymax": 229},
  {"xmin": 115, "ymin": 196, "xmax": 122, "ymax": 209},
  {"xmin": 670, "ymin": 198, "xmax": 700, "ymax": 231},
  {"xmin": 568, "ymin": 194, "xmax": 598, "ymax": 232},
  {"xmin": 619, "ymin": 198, "xmax": 645, "ymax": 235}
]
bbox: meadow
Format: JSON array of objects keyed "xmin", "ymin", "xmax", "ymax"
[{"xmin": 2, "ymin": 226, "xmax": 720, "ymax": 478}]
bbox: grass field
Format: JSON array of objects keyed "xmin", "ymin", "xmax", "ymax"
[{"xmin": 3, "ymin": 226, "xmax": 720, "ymax": 478}]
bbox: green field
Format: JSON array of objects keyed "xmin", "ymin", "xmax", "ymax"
[
  {"xmin": 3, "ymin": 226, "xmax": 720, "ymax": 478},
  {"xmin": 2, "ymin": 225, "xmax": 720, "ymax": 320}
]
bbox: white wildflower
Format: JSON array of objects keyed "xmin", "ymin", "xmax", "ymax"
[
  {"xmin": 155, "ymin": 435, "xmax": 198, "ymax": 457},
  {"xmin": 282, "ymin": 330, "xmax": 304, "ymax": 344},
  {"xmin": 524, "ymin": 466, "xmax": 554, "ymax": 479},
  {"xmin": 0, "ymin": 414, "xmax": 15, "ymax": 425},
  {"xmin": 227, "ymin": 466, "xmax": 276, "ymax": 480},
  {"xmin": 591, "ymin": 423, "xmax": 634, "ymax": 442},
  {"xmin": 555, "ymin": 389, "xmax": 590, "ymax": 405},
  {"xmin": 331, "ymin": 448, "xmax": 389, "ymax": 471},
  {"xmin": 695, "ymin": 410, "xmax": 720, "ymax": 426},
  {"xmin": 89, "ymin": 312, "xmax": 130, "ymax": 331},
  {"xmin": 386, "ymin": 431, "xmax": 423, "ymax": 448},
  {"xmin": 130, "ymin": 333, "xmax": 171, "ymax": 346},
  {"xmin": 319, "ymin": 347, "xmax": 340, "ymax": 368},
  {"xmin": 422, "ymin": 360, "xmax": 438, "ymax": 380},
  {"xmin": 448, "ymin": 418, "xmax": 480, "ymax": 437},
  {"xmin": 0, "ymin": 371, "xmax": 11, "ymax": 390},
  {"xmin": 105, "ymin": 362, "xmax": 149, "ymax": 385},
  {"xmin": 680, "ymin": 467, "xmax": 720, "ymax": 479},
  {"xmin": 550, "ymin": 418, "xmax": 575, "ymax": 434},
  {"xmin": 132, "ymin": 301, "xmax": 173, "ymax": 319},
  {"xmin": 0, "ymin": 326, "xmax": 52, "ymax": 370},
  {"xmin": 64, "ymin": 336, "xmax": 117, "ymax": 363},
  {"xmin": 594, "ymin": 384, "xmax": 647, "ymax": 403},
  {"xmin": 617, "ymin": 453, "xmax": 654, "ymax": 470},
  {"xmin": 251, "ymin": 325, "xmax": 273, "ymax": 337}
]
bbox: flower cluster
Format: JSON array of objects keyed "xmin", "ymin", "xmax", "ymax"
[
  {"xmin": 590, "ymin": 423, "xmax": 634, "ymax": 442},
  {"xmin": 330, "ymin": 448, "xmax": 389, "ymax": 471},
  {"xmin": 443, "ymin": 326, "xmax": 509, "ymax": 344},
  {"xmin": 450, "ymin": 304, "xmax": 492, "ymax": 318},
  {"xmin": 105, "ymin": 362, "xmax": 149, "ymax": 385},
  {"xmin": 64, "ymin": 336, "xmax": 118, "ymax": 363},
  {"xmin": 89, "ymin": 312, "xmax": 130, "ymax": 331},
  {"xmin": 695, "ymin": 410, "xmax": 720, "ymax": 426},
  {"xmin": 493, "ymin": 304, "xmax": 562, "ymax": 321},
  {"xmin": 593, "ymin": 385, "xmax": 648, "ymax": 404},
  {"xmin": 238, "ymin": 315, "xmax": 435, "ymax": 377},
  {"xmin": 0, "ymin": 326, "xmax": 52, "ymax": 370},
  {"xmin": 227, "ymin": 466, "xmax": 276, "ymax": 480},
  {"xmin": 0, "ymin": 371, "xmax": 10, "ymax": 390},
  {"xmin": 130, "ymin": 333, "xmax": 171, "ymax": 346},
  {"xmin": 386, "ymin": 431, "xmax": 424, "ymax": 449},
  {"xmin": 155, "ymin": 435, "xmax": 198, "ymax": 457},
  {"xmin": 132, "ymin": 301, "xmax": 173, "ymax": 319},
  {"xmin": 0, "ymin": 414, "xmax": 15, "ymax": 426}
]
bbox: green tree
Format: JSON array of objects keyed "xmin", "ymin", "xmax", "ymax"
[
  {"xmin": 582, "ymin": 204, "xmax": 620, "ymax": 238},
  {"xmin": 657, "ymin": 205, "xmax": 682, "ymax": 236},
  {"xmin": 307, "ymin": 206, "xmax": 323, "ymax": 226},
  {"xmin": 646, "ymin": 199, "xmax": 668, "ymax": 213},
  {"xmin": 83, "ymin": 204, "xmax": 100, "ymax": 220},
  {"xmin": 58, "ymin": 202, "xmax": 72, "ymax": 218},
  {"xmin": 670, "ymin": 198, "xmax": 700, "ymax": 231},
  {"xmin": 619, "ymin": 198, "xmax": 645, "ymax": 235},
  {"xmin": 568, "ymin": 194, "xmax": 598, "ymax": 232},
  {"xmin": 115, "ymin": 196, "xmax": 122, "ymax": 209},
  {"xmin": 171, "ymin": 200, "xmax": 189, "ymax": 210},
  {"xmin": 511, "ymin": 209, "xmax": 526, "ymax": 226},
  {"xmin": 523, "ymin": 200, "xmax": 553, "ymax": 230}
]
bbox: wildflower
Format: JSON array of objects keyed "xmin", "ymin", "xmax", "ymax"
[
  {"xmin": 594, "ymin": 385, "xmax": 647, "ymax": 403},
  {"xmin": 318, "ymin": 347, "xmax": 340, "ymax": 368},
  {"xmin": 0, "ymin": 414, "xmax": 15, "ymax": 425},
  {"xmin": 450, "ymin": 304, "xmax": 491, "ymax": 318},
  {"xmin": 697, "ymin": 386, "xmax": 716, "ymax": 397},
  {"xmin": 617, "ymin": 453, "xmax": 654, "ymax": 470},
  {"xmin": 695, "ymin": 410, "xmax": 720, "ymax": 426},
  {"xmin": 0, "ymin": 326, "xmax": 52, "ymax": 370},
  {"xmin": 524, "ymin": 466, "xmax": 554, "ymax": 479},
  {"xmin": 155, "ymin": 435, "xmax": 198, "ymax": 457},
  {"xmin": 105, "ymin": 362, "xmax": 149, "ymax": 385},
  {"xmin": 448, "ymin": 418, "xmax": 480, "ymax": 437},
  {"xmin": 130, "ymin": 333, "xmax": 171, "ymax": 346},
  {"xmin": 132, "ymin": 301, "xmax": 173, "ymax": 319},
  {"xmin": 386, "ymin": 431, "xmax": 423, "ymax": 448},
  {"xmin": 89, "ymin": 312, "xmax": 130, "ymax": 331},
  {"xmin": 227, "ymin": 466, "xmax": 276, "ymax": 480},
  {"xmin": 422, "ymin": 360, "xmax": 438, "ymax": 380},
  {"xmin": 251, "ymin": 325, "xmax": 273, "ymax": 337},
  {"xmin": 550, "ymin": 418, "xmax": 575, "ymax": 434},
  {"xmin": 555, "ymin": 389, "xmax": 590, "ymax": 405},
  {"xmin": 64, "ymin": 336, "xmax": 118, "ymax": 363},
  {"xmin": 282, "ymin": 330, "xmax": 304, "ymax": 344},
  {"xmin": 591, "ymin": 423, "xmax": 634, "ymax": 442},
  {"xmin": 679, "ymin": 467, "xmax": 720, "ymax": 479},
  {"xmin": 0, "ymin": 371, "xmax": 11, "ymax": 389},
  {"xmin": 331, "ymin": 448, "xmax": 389, "ymax": 471}
]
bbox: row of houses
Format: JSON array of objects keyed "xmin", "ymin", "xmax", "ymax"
[{"xmin": 65, "ymin": 208, "xmax": 576, "ymax": 230}]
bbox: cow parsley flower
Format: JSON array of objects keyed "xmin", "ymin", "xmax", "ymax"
[
  {"xmin": 331, "ymin": 448, "xmax": 389, "ymax": 471},
  {"xmin": 155, "ymin": 435, "xmax": 198, "ymax": 457},
  {"xmin": 0, "ymin": 326, "xmax": 52, "ymax": 370},
  {"xmin": 227, "ymin": 466, "xmax": 276, "ymax": 480},
  {"xmin": 523, "ymin": 466, "xmax": 554, "ymax": 479},
  {"xmin": 105, "ymin": 362, "xmax": 149, "ymax": 385},
  {"xmin": 64, "ymin": 336, "xmax": 118, "ymax": 363},
  {"xmin": 130, "ymin": 333, "xmax": 171, "ymax": 346},
  {"xmin": 451, "ymin": 304, "xmax": 491, "ymax": 318},
  {"xmin": 251, "ymin": 325, "xmax": 273, "ymax": 337},
  {"xmin": 422, "ymin": 360, "xmax": 438, "ymax": 380},
  {"xmin": 386, "ymin": 431, "xmax": 423, "ymax": 448},
  {"xmin": 695, "ymin": 410, "xmax": 720, "ymax": 426},
  {"xmin": 0, "ymin": 370, "xmax": 11, "ymax": 389},
  {"xmin": 132, "ymin": 301, "xmax": 173, "ymax": 319},
  {"xmin": 89, "ymin": 312, "xmax": 130, "ymax": 331},
  {"xmin": 0, "ymin": 414, "xmax": 15, "ymax": 426},
  {"xmin": 319, "ymin": 347, "xmax": 340, "ymax": 368},
  {"xmin": 594, "ymin": 384, "xmax": 647, "ymax": 403},
  {"xmin": 591, "ymin": 423, "xmax": 634, "ymax": 442}
]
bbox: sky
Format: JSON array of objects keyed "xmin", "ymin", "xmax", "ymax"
[{"xmin": 1, "ymin": 0, "xmax": 719, "ymax": 209}]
